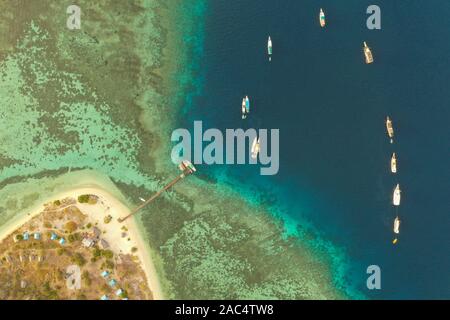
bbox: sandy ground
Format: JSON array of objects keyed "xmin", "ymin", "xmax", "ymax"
[{"xmin": 0, "ymin": 187, "xmax": 164, "ymax": 300}]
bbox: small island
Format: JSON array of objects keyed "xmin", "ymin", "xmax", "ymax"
[{"xmin": 0, "ymin": 193, "xmax": 155, "ymax": 300}]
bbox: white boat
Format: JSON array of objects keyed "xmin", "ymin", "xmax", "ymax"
[
  {"xmin": 251, "ymin": 137, "xmax": 260, "ymax": 159},
  {"xmin": 391, "ymin": 153, "xmax": 397, "ymax": 173},
  {"xmin": 319, "ymin": 8, "xmax": 326, "ymax": 28},
  {"xmin": 363, "ymin": 41, "xmax": 374, "ymax": 64},
  {"xmin": 393, "ymin": 184, "xmax": 401, "ymax": 206},
  {"xmin": 241, "ymin": 96, "xmax": 250, "ymax": 119},
  {"xmin": 267, "ymin": 36, "xmax": 272, "ymax": 61},
  {"xmin": 386, "ymin": 116, "xmax": 394, "ymax": 143},
  {"xmin": 393, "ymin": 216, "xmax": 400, "ymax": 234}
]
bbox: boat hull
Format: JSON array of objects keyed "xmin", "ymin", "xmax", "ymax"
[
  {"xmin": 363, "ymin": 42, "xmax": 374, "ymax": 64},
  {"xmin": 391, "ymin": 153, "xmax": 397, "ymax": 173},
  {"xmin": 251, "ymin": 138, "xmax": 260, "ymax": 159},
  {"xmin": 320, "ymin": 10, "xmax": 325, "ymax": 27},
  {"xmin": 393, "ymin": 185, "xmax": 401, "ymax": 206},
  {"xmin": 242, "ymin": 96, "xmax": 250, "ymax": 119},
  {"xmin": 393, "ymin": 217, "xmax": 400, "ymax": 234},
  {"xmin": 386, "ymin": 117, "xmax": 394, "ymax": 142}
]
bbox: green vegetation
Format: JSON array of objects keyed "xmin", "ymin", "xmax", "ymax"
[
  {"xmin": 64, "ymin": 221, "xmax": 78, "ymax": 233},
  {"xmin": 82, "ymin": 271, "xmax": 91, "ymax": 286},
  {"xmin": 104, "ymin": 215, "xmax": 112, "ymax": 224},
  {"xmin": 15, "ymin": 234, "xmax": 23, "ymax": 241},
  {"xmin": 119, "ymin": 289, "xmax": 129, "ymax": 299},
  {"xmin": 86, "ymin": 223, "xmax": 92, "ymax": 229},
  {"xmin": 53, "ymin": 200, "xmax": 61, "ymax": 206},
  {"xmin": 92, "ymin": 248, "xmax": 114, "ymax": 262},
  {"xmin": 77, "ymin": 194, "xmax": 99, "ymax": 205},
  {"xmin": 41, "ymin": 282, "xmax": 58, "ymax": 300},
  {"xmin": 101, "ymin": 250, "xmax": 114, "ymax": 260},
  {"xmin": 72, "ymin": 253, "xmax": 86, "ymax": 267},
  {"xmin": 92, "ymin": 247, "xmax": 102, "ymax": 260},
  {"xmin": 77, "ymin": 195, "xmax": 90, "ymax": 203},
  {"xmin": 66, "ymin": 232, "xmax": 81, "ymax": 243},
  {"xmin": 105, "ymin": 260, "xmax": 114, "ymax": 269},
  {"xmin": 131, "ymin": 247, "xmax": 138, "ymax": 253}
]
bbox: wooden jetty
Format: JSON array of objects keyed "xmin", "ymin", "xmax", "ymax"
[{"xmin": 118, "ymin": 160, "xmax": 196, "ymax": 223}]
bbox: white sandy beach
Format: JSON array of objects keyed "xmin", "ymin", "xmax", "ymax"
[{"xmin": 0, "ymin": 186, "xmax": 164, "ymax": 300}]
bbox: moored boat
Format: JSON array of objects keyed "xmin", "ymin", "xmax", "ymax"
[
  {"xmin": 386, "ymin": 116, "xmax": 394, "ymax": 143},
  {"xmin": 393, "ymin": 216, "xmax": 400, "ymax": 234},
  {"xmin": 363, "ymin": 41, "xmax": 374, "ymax": 64},
  {"xmin": 319, "ymin": 8, "xmax": 326, "ymax": 27},
  {"xmin": 393, "ymin": 184, "xmax": 401, "ymax": 206},
  {"xmin": 251, "ymin": 137, "xmax": 260, "ymax": 159},
  {"xmin": 391, "ymin": 153, "xmax": 397, "ymax": 173},
  {"xmin": 267, "ymin": 36, "xmax": 272, "ymax": 61},
  {"xmin": 242, "ymin": 96, "xmax": 250, "ymax": 119},
  {"xmin": 179, "ymin": 160, "xmax": 196, "ymax": 174}
]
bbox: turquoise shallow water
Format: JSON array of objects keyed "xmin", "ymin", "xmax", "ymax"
[
  {"xmin": 0, "ymin": 20, "xmax": 160, "ymax": 194},
  {"xmin": 177, "ymin": 0, "xmax": 450, "ymax": 299}
]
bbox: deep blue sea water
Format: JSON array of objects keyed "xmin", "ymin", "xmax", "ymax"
[{"xmin": 177, "ymin": 0, "xmax": 450, "ymax": 299}]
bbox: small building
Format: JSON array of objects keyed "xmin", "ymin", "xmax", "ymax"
[
  {"xmin": 92, "ymin": 227, "xmax": 101, "ymax": 238},
  {"xmin": 23, "ymin": 232, "xmax": 29, "ymax": 241},
  {"xmin": 108, "ymin": 279, "xmax": 117, "ymax": 287},
  {"xmin": 59, "ymin": 238, "xmax": 66, "ymax": 245},
  {"xmin": 101, "ymin": 271, "xmax": 110, "ymax": 278},
  {"xmin": 100, "ymin": 239, "xmax": 110, "ymax": 249},
  {"xmin": 20, "ymin": 280, "xmax": 27, "ymax": 289},
  {"xmin": 34, "ymin": 233, "xmax": 41, "ymax": 240},
  {"xmin": 51, "ymin": 233, "xmax": 58, "ymax": 240},
  {"xmin": 115, "ymin": 289, "xmax": 123, "ymax": 296},
  {"xmin": 82, "ymin": 238, "xmax": 95, "ymax": 248},
  {"xmin": 100, "ymin": 295, "xmax": 109, "ymax": 301}
]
